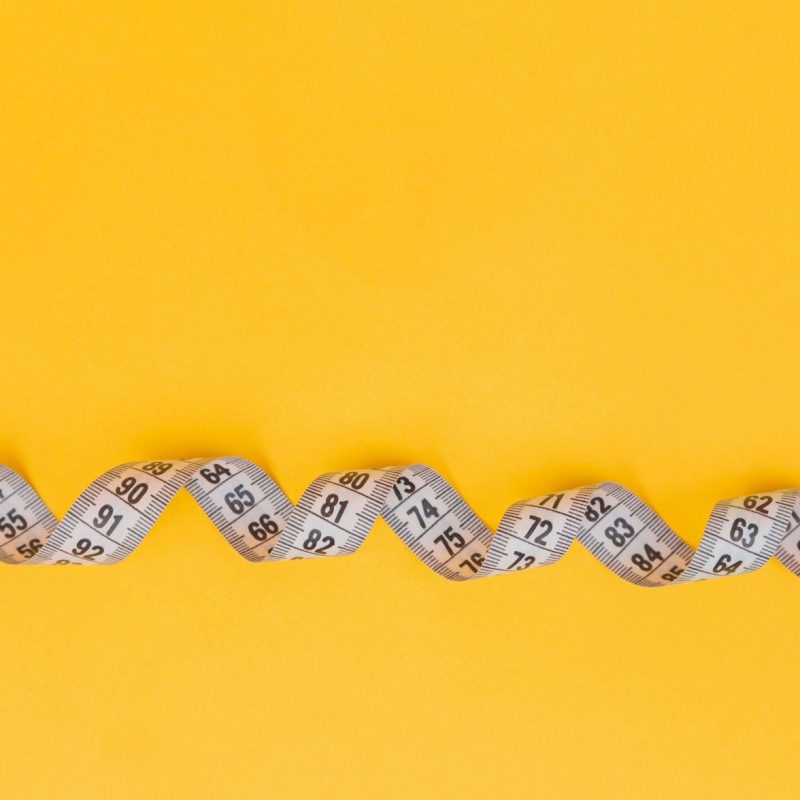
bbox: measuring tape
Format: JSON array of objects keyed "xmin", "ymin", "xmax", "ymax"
[{"xmin": 1, "ymin": 458, "xmax": 799, "ymax": 585}]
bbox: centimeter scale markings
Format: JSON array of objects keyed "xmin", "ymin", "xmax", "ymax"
[{"xmin": 0, "ymin": 458, "xmax": 798, "ymax": 587}]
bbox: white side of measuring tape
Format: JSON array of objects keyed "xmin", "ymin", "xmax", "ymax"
[{"xmin": 1, "ymin": 459, "xmax": 799, "ymax": 585}]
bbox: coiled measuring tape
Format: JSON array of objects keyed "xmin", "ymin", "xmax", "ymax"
[{"xmin": 1, "ymin": 458, "xmax": 799, "ymax": 585}]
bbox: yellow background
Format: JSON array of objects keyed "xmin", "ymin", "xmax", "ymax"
[{"xmin": 2, "ymin": 2, "xmax": 799, "ymax": 797}]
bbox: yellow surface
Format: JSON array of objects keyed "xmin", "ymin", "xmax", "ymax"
[{"xmin": 2, "ymin": 2, "xmax": 799, "ymax": 797}]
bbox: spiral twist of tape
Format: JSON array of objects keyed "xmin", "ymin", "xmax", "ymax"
[{"xmin": 1, "ymin": 458, "xmax": 798, "ymax": 585}]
